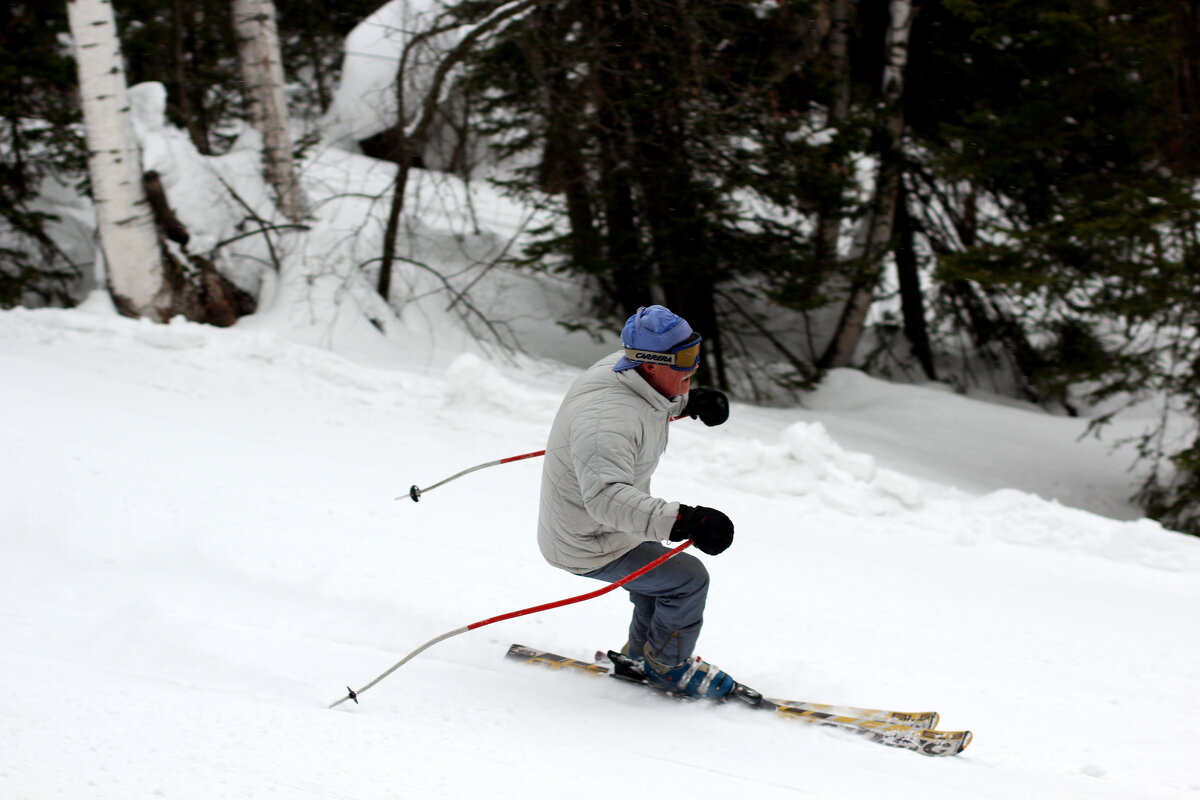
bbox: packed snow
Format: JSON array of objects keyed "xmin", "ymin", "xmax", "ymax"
[{"xmin": 3, "ymin": 302, "xmax": 1200, "ymax": 800}]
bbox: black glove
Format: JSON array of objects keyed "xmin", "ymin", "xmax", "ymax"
[
  {"xmin": 682, "ymin": 387, "xmax": 728, "ymax": 427},
  {"xmin": 670, "ymin": 504, "xmax": 734, "ymax": 555}
]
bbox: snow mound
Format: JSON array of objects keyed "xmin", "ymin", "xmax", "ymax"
[
  {"xmin": 443, "ymin": 352, "xmax": 559, "ymax": 420},
  {"xmin": 676, "ymin": 420, "xmax": 924, "ymax": 514},
  {"xmin": 319, "ymin": 0, "xmax": 454, "ymax": 150},
  {"xmin": 960, "ymin": 488, "xmax": 1200, "ymax": 572}
]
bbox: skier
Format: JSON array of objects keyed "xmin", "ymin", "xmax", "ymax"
[{"xmin": 537, "ymin": 304, "xmax": 737, "ymax": 698}]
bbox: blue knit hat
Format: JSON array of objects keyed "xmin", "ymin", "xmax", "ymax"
[{"xmin": 613, "ymin": 305, "xmax": 695, "ymax": 372}]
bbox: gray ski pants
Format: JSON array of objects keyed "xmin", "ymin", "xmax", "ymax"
[{"xmin": 583, "ymin": 541, "xmax": 709, "ymax": 669}]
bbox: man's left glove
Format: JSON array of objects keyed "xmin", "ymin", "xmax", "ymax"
[
  {"xmin": 669, "ymin": 504, "xmax": 734, "ymax": 555},
  {"xmin": 682, "ymin": 387, "xmax": 728, "ymax": 427}
]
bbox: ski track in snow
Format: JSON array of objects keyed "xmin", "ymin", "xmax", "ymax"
[{"xmin": 3, "ymin": 308, "xmax": 1200, "ymax": 800}]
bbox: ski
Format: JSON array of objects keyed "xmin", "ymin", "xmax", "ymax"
[
  {"xmin": 768, "ymin": 700, "xmax": 938, "ymax": 730},
  {"xmin": 759, "ymin": 704, "xmax": 971, "ymax": 756},
  {"xmin": 507, "ymin": 643, "xmax": 610, "ymax": 676},
  {"xmin": 506, "ymin": 644, "xmax": 971, "ymax": 757},
  {"xmin": 594, "ymin": 648, "xmax": 939, "ymax": 729}
]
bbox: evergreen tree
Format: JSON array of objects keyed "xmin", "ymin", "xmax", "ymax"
[
  {"xmin": 116, "ymin": 0, "xmax": 239, "ymax": 154},
  {"xmin": 901, "ymin": 0, "xmax": 1200, "ymax": 533},
  {"xmin": 464, "ymin": 0, "xmax": 847, "ymax": 389},
  {"xmin": 0, "ymin": 2, "xmax": 85, "ymax": 308}
]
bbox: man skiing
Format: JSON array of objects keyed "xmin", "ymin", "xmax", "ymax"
[{"xmin": 537, "ymin": 304, "xmax": 737, "ymax": 698}]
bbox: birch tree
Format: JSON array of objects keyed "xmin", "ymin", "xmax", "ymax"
[
  {"xmin": 232, "ymin": 0, "xmax": 307, "ymax": 222},
  {"xmin": 67, "ymin": 0, "xmax": 171, "ymax": 320},
  {"xmin": 811, "ymin": 0, "xmax": 854, "ymax": 283},
  {"xmin": 822, "ymin": 0, "xmax": 915, "ymax": 368}
]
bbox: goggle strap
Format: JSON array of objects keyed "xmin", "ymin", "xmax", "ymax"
[
  {"xmin": 624, "ymin": 347, "xmax": 679, "ymax": 367},
  {"xmin": 623, "ymin": 340, "xmax": 701, "ymax": 370}
]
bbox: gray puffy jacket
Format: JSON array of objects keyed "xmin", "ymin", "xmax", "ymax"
[{"xmin": 537, "ymin": 352, "xmax": 686, "ymax": 574}]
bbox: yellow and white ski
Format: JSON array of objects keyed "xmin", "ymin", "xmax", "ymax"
[{"xmin": 506, "ymin": 644, "xmax": 972, "ymax": 757}]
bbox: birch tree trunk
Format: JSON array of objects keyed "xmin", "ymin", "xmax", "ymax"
[
  {"xmin": 232, "ymin": 0, "xmax": 308, "ymax": 222},
  {"xmin": 822, "ymin": 0, "xmax": 915, "ymax": 368},
  {"xmin": 811, "ymin": 0, "xmax": 853, "ymax": 278},
  {"xmin": 67, "ymin": 0, "xmax": 171, "ymax": 320}
]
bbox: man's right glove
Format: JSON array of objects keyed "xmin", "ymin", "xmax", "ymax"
[{"xmin": 669, "ymin": 504, "xmax": 734, "ymax": 555}]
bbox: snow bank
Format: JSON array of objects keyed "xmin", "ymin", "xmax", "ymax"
[{"xmin": 960, "ymin": 489, "xmax": 1200, "ymax": 571}]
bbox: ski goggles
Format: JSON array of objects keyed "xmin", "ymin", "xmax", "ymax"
[{"xmin": 623, "ymin": 334, "xmax": 703, "ymax": 371}]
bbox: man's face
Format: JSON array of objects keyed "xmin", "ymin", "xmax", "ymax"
[{"xmin": 639, "ymin": 363, "xmax": 696, "ymax": 399}]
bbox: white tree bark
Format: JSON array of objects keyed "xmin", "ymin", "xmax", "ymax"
[
  {"xmin": 232, "ymin": 0, "xmax": 308, "ymax": 222},
  {"xmin": 812, "ymin": 0, "xmax": 854, "ymax": 282},
  {"xmin": 824, "ymin": 0, "xmax": 915, "ymax": 368},
  {"xmin": 67, "ymin": 0, "xmax": 169, "ymax": 320}
]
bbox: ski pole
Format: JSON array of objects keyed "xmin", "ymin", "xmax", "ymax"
[
  {"xmin": 328, "ymin": 539, "xmax": 695, "ymax": 709},
  {"xmin": 405, "ymin": 417, "xmax": 685, "ymax": 502},
  {"xmin": 406, "ymin": 449, "xmax": 545, "ymax": 502}
]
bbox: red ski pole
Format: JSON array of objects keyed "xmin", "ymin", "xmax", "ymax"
[{"xmin": 329, "ymin": 539, "xmax": 695, "ymax": 708}]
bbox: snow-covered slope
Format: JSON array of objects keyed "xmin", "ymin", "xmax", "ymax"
[{"xmin": 3, "ymin": 307, "xmax": 1199, "ymax": 799}]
